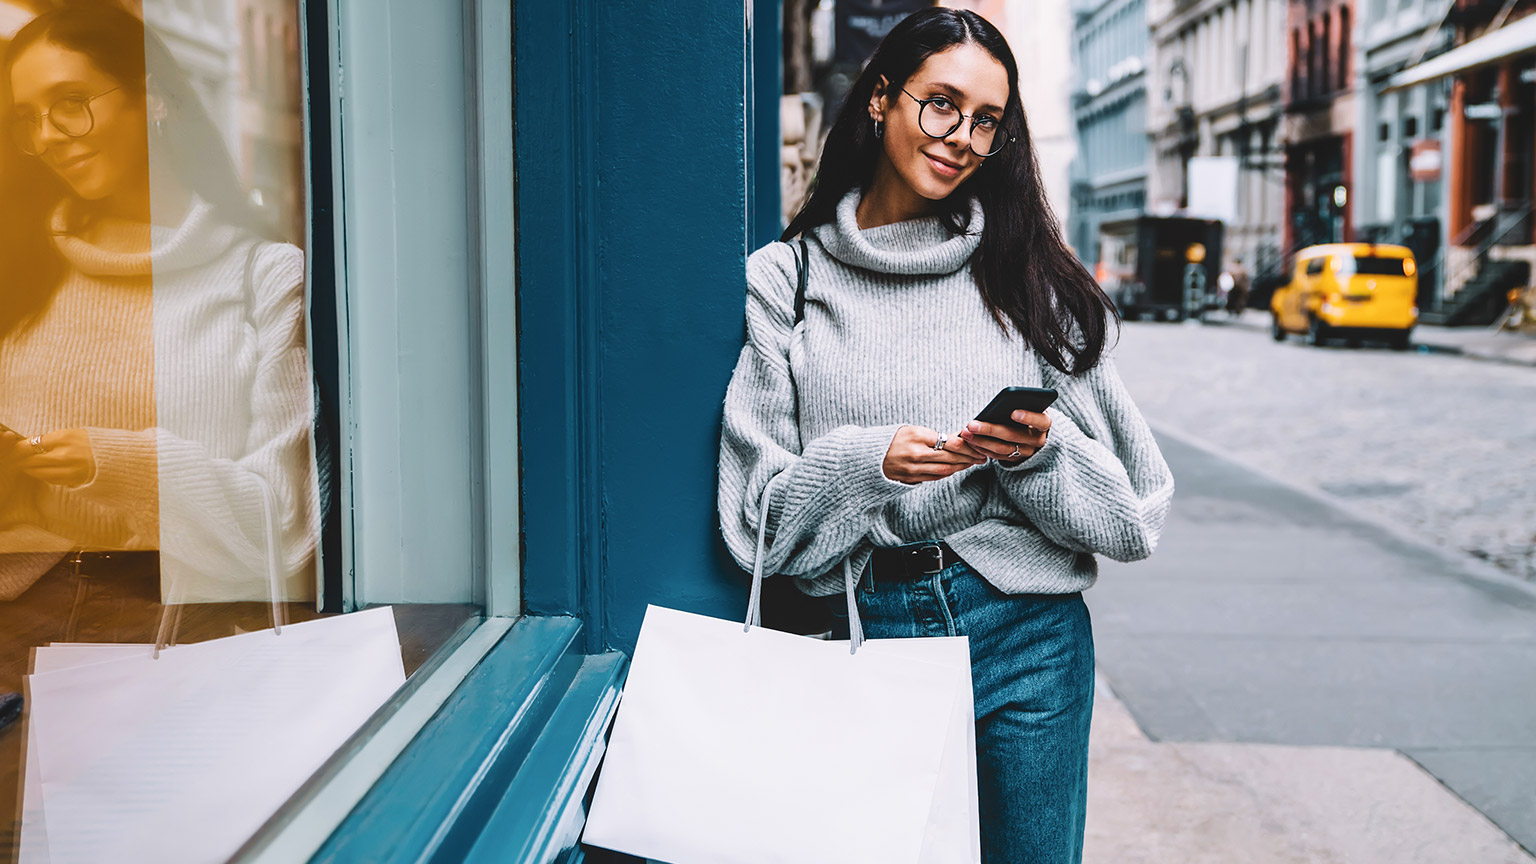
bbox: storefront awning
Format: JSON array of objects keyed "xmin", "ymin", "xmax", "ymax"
[{"xmin": 1385, "ymin": 13, "xmax": 1536, "ymax": 92}]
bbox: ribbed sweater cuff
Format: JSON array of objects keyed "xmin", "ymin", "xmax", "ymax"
[
  {"xmin": 785, "ymin": 423, "xmax": 916, "ymax": 516},
  {"xmin": 75, "ymin": 427, "xmax": 160, "ymax": 514}
]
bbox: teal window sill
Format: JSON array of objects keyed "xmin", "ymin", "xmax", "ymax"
[{"xmin": 233, "ymin": 616, "xmax": 627, "ymax": 863}]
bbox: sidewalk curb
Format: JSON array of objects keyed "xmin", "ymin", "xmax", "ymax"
[{"xmin": 1145, "ymin": 420, "xmax": 1536, "ymax": 608}]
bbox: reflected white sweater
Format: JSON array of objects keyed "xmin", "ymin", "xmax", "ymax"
[
  {"xmin": 0, "ymin": 199, "xmax": 318, "ymax": 603},
  {"xmin": 717, "ymin": 188, "xmax": 1174, "ymax": 597}
]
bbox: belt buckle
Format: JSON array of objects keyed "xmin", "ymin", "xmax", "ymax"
[{"xmin": 913, "ymin": 543, "xmax": 946, "ymax": 575}]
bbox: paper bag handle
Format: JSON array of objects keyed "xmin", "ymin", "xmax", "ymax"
[{"xmin": 743, "ymin": 475, "xmax": 864, "ymax": 654}]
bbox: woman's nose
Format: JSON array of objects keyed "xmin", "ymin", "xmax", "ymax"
[
  {"xmin": 943, "ymin": 121, "xmax": 973, "ymax": 150},
  {"xmin": 33, "ymin": 117, "xmax": 70, "ymax": 152}
]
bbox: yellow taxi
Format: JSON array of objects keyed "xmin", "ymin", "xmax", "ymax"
[{"xmin": 1270, "ymin": 243, "xmax": 1419, "ymax": 349}]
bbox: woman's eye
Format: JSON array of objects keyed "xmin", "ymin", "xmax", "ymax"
[
  {"xmin": 928, "ymin": 97, "xmax": 956, "ymax": 112},
  {"xmin": 976, "ymin": 116, "xmax": 999, "ymax": 129}
]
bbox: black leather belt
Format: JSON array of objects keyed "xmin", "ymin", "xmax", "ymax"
[{"xmin": 868, "ymin": 541, "xmax": 959, "ymax": 588}]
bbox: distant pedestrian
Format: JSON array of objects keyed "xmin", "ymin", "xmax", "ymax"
[
  {"xmin": 1226, "ymin": 256, "xmax": 1251, "ymax": 316},
  {"xmin": 717, "ymin": 8, "xmax": 1174, "ymax": 862}
]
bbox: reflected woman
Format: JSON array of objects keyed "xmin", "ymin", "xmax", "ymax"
[{"xmin": 0, "ymin": 4, "xmax": 318, "ymax": 607}]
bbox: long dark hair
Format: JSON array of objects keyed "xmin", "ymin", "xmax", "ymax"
[
  {"xmin": 783, "ymin": 8, "xmax": 1116, "ymax": 375},
  {"xmin": 0, "ymin": 2, "xmax": 271, "ymax": 338}
]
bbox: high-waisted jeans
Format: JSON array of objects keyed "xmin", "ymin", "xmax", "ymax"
[{"xmin": 824, "ymin": 552, "xmax": 1095, "ymax": 864}]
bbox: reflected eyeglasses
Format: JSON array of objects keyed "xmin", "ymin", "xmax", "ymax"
[
  {"xmin": 899, "ymin": 89, "xmax": 1013, "ymax": 158},
  {"xmin": 9, "ymin": 87, "xmax": 121, "ymax": 156}
]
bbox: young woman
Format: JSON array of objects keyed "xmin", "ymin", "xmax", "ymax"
[
  {"xmin": 0, "ymin": 5, "xmax": 318, "ymax": 607},
  {"xmin": 718, "ymin": 8, "xmax": 1174, "ymax": 862}
]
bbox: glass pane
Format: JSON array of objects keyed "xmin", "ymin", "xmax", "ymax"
[
  {"xmin": 0, "ymin": 3, "xmax": 476, "ymax": 860},
  {"xmin": 1349, "ymin": 256, "xmax": 1409, "ymax": 276}
]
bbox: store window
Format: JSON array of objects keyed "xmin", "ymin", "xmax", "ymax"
[{"xmin": 0, "ymin": 2, "xmax": 483, "ymax": 861}]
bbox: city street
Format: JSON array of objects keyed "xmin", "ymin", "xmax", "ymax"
[
  {"xmin": 1113, "ymin": 316, "xmax": 1536, "ymax": 580},
  {"xmin": 1084, "ymin": 318, "xmax": 1536, "ymax": 860}
]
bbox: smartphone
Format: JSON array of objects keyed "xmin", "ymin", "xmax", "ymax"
[{"xmin": 975, "ymin": 386, "xmax": 1058, "ymax": 426}]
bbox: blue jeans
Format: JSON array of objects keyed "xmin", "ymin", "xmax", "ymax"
[{"xmin": 825, "ymin": 553, "xmax": 1095, "ymax": 864}]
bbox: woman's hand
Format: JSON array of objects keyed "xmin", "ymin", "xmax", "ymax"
[
  {"xmin": 7, "ymin": 429, "xmax": 98, "ymax": 488},
  {"xmin": 883, "ymin": 425, "xmax": 989, "ymax": 483},
  {"xmin": 958, "ymin": 409, "xmax": 1052, "ymax": 464}
]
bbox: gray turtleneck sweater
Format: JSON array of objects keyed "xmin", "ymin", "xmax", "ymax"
[
  {"xmin": 0, "ymin": 199, "xmax": 318, "ymax": 604},
  {"xmin": 717, "ymin": 188, "xmax": 1174, "ymax": 598}
]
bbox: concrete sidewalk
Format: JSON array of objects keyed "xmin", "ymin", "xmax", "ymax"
[
  {"xmin": 1210, "ymin": 308, "xmax": 1536, "ymax": 366},
  {"xmin": 1084, "ymin": 428, "xmax": 1536, "ymax": 861},
  {"xmin": 1086, "ymin": 674, "xmax": 1534, "ymax": 864}
]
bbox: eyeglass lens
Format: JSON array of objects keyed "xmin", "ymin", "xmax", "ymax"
[
  {"xmin": 9, "ymin": 98, "xmax": 98, "ymax": 156},
  {"xmin": 918, "ymin": 100, "xmax": 1007, "ymax": 157}
]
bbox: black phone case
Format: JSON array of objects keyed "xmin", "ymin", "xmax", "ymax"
[{"xmin": 975, "ymin": 386, "xmax": 1058, "ymax": 425}]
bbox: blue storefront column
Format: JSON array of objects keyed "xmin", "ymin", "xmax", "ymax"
[{"xmin": 518, "ymin": 0, "xmax": 768, "ymax": 652}]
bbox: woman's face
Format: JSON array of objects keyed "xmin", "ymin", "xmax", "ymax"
[
  {"xmin": 870, "ymin": 43, "xmax": 1011, "ymax": 202},
  {"xmin": 9, "ymin": 40, "xmax": 148, "ymax": 202}
]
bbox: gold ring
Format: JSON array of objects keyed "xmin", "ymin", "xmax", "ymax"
[{"xmin": 28, "ymin": 436, "xmax": 48, "ymax": 455}]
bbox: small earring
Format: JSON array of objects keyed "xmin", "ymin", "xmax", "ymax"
[
  {"xmin": 153, "ymin": 117, "xmax": 164, "ymax": 138},
  {"xmin": 874, "ymin": 119, "xmax": 884, "ymax": 139}
]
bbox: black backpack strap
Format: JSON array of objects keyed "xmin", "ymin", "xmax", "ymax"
[
  {"xmin": 774, "ymin": 235, "xmax": 811, "ymax": 322},
  {"xmin": 794, "ymin": 238, "xmax": 808, "ymax": 325}
]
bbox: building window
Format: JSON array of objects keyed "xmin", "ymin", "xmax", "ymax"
[
  {"xmin": 1403, "ymin": 116, "xmax": 1418, "ymax": 138},
  {"xmin": 1291, "ymin": 28, "xmax": 1302, "ymax": 97},
  {"xmin": 1320, "ymin": 13, "xmax": 1331, "ymax": 94},
  {"xmin": 1338, "ymin": 6, "xmax": 1350, "ymax": 89}
]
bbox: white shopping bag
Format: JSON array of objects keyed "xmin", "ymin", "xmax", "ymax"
[
  {"xmin": 584, "ymin": 475, "xmax": 980, "ymax": 863},
  {"xmin": 582, "ymin": 606, "xmax": 980, "ymax": 864}
]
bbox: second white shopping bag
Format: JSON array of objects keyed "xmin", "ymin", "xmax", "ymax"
[{"xmin": 583, "ymin": 478, "xmax": 981, "ymax": 863}]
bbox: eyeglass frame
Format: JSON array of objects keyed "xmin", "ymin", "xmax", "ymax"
[
  {"xmin": 897, "ymin": 88, "xmax": 1014, "ymax": 158},
  {"xmin": 8, "ymin": 86, "xmax": 122, "ymax": 156}
]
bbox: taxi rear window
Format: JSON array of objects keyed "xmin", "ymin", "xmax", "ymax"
[{"xmin": 1349, "ymin": 256, "xmax": 1409, "ymax": 276}]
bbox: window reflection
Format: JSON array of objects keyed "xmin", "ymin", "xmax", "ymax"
[{"xmin": 0, "ymin": 0, "xmax": 325, "ymax": 856}]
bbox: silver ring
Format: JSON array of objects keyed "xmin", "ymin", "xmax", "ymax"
[
  {"xmin": 933, "ymin": 434, "xmax": 947, "ymax": 451},
  {"xmin": 28, "ymin": 436, "xmax": 48, "ymax": 455},
  {"xmin": 1009, "ymin": 445, "xmax": 1023, "ymax": 459}
]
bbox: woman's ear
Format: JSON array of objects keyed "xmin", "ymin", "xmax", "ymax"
[
  {"xmin": 145, "ymin": 74, "xmax": 168, "ymax": 125},
  {"xmin": 867, "ymin": 74, "xmax": 889, "ymax": 123}
]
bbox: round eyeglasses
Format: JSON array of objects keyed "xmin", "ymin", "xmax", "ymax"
[
  {"xmin": 8, "ymin": 87, "xmax": 120, "ymax": 156},
  {"xmin": 899, "ymin": 88, "xmax": 1012, "ymax": 158}
]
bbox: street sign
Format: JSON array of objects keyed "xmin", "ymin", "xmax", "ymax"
[{"xmin": 1465, "ymin": 102, "xmax": 1503, "ymax": 120}]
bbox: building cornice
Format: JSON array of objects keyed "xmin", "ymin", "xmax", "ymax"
[
  {"xmin": 1074, "ymin": 68, "xmax": 1148, "ymax": 115},
  {"xmin": 1150, "ymin": 84, "xmax": 1282, "ymax": 136},
  {"xmin": 1085, "ymin": 165, "xmax": 1151, "ymax": 190},
  {"xmin": 1152, "ymin": 0, "xmax": 1234, "ymax": 40}
]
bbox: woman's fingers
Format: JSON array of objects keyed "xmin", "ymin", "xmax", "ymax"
[
  {"xmin": 11, "ymin": 430, "xmax": 96, "ymax": 486},
  {"xmin": 1009, "ymin": 409, "xmax": 1052, "ymax": 432},
  {"xmin": 910, "ymin": 429, "xmax": 986, "ymax": 465},
  {"xmin": 958, "ymin": 418, "xmax": 1049, "ymax": 461},
  {"xmin": 21, "ymin": 467, "xmax": 79, "ymax": 485},
  {"xmin": 964, "ymin": 419, "xmax": 1047, "ymax": 444},
  {"xmin": 935, "ymin": 435, "xmax": 988, "ymax": 462}
]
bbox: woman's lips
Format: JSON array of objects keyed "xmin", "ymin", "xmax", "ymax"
[
  {"xmin": 52, "ymin": 151, "xmax": 96, "ymax": 173},
  {"xmin": 925, "ymin": 153, "xmax": 962, "ymax": 178}
]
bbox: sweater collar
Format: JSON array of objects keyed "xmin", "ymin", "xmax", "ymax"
[
  {"xmin": 51, "ymin": 197, "xmax": 241, "ymax": 278},
  {"xmin": 812, "ymin": 186, "xmax": 983, "ymax": 276}
]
